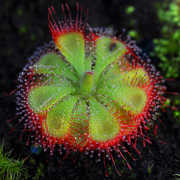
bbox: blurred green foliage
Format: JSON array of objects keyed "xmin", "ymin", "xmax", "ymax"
[
  {"xmin": 125, "ymin": 6, "xmax": 135, "ymax": 15},
  {"xmin": 125, "ymin": 6, "xmax": 141, "ymax": 41},
  {"xmin": 151, "ymin": 0, "xmax": 180, "ymax": 78},
  {"xmin": 173, "ymin": 94, "xmax": 180, "ymax": 124}
]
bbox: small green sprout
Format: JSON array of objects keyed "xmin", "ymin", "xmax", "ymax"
[
  {"xmin": 147, "ymin": 163, "xmax": 154, "ymax": 175},
  {"xmin": 32, "ymin": 163, "xmax": 45, "ymax": 180}
]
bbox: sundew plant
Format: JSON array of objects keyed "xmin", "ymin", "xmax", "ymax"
[{"xmin": 12, "ymin": 4, "xmax": 166, "ymax": 176}]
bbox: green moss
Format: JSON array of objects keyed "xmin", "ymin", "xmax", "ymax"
[{"xmin": 0, "ymin": 142, "xmax": 29, "ymax": 180}]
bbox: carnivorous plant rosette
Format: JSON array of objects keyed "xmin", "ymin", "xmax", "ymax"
[{"xmin": 14, "ymin": 4, "xmax": 166, "ymax": 176}]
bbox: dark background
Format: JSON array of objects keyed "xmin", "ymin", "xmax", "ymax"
[{"xmin": 1, "ymin": 0, "xmax": 180, "ymax": 180}]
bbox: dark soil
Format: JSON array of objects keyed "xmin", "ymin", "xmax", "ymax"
[{"xmin": 1, "ymin": 0, "xmax": 180, "ymax": 180}]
